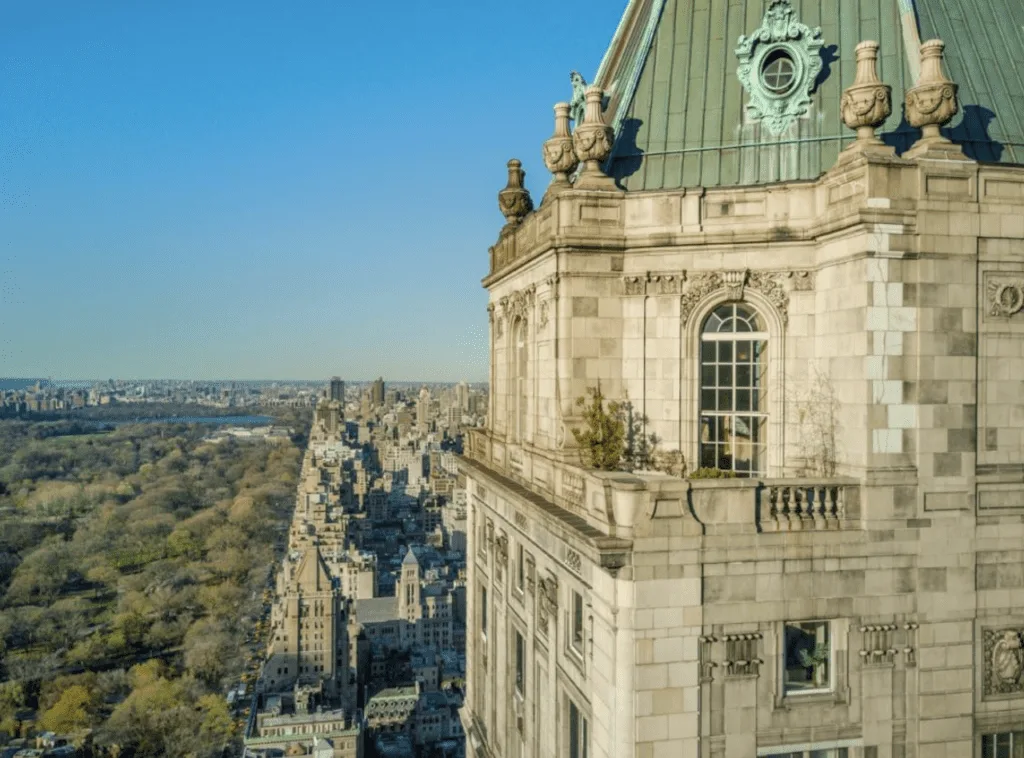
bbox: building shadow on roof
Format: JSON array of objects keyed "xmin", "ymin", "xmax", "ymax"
[
  {"xmin": 610, "ymin": 118, "xmax": 645, "ymax": 189},
  {"xmin": 882, "ymin": 104, "xmax": 1003, "ymax": 162},
  {"xmin": 813, "ymin": 45, "xmax": 840, "ymax": 95}
]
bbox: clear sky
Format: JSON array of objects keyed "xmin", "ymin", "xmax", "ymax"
[{"xmin": 0, "ymin": 1, "xmax": 625, "ymax": 382}]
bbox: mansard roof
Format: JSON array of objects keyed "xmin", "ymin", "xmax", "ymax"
[{"xmin": 594, "ymin": 0, "xmax": 1024, "ymax": 190}]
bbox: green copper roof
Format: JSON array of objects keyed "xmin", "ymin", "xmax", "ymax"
[{"xmin": 595, "ymin": 0, "xmax": 1024, "ymax": 191}]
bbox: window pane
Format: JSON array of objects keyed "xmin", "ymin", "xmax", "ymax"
[
  {"xmin": 701, "ymin": 365, "xmax": 716, "ymax": 386},
  {"xmin": 718, "ymin": 341, "xmax": 733, "ymax": 362},
  {"xmin": 715, "ymin": 390, "xmax": 730, "ymax": 411},
  {"xmin": 704, "ymin": 312, "xmax": 723, "ymax": 333},
  {"xmin": 736, "ymin": 364, "xmax": 752, "ymax": 387},
  {"xmin": 784, "ymin": 621, "xmax": 831, "ymax": 693},
  {"xmin": 701, "ymin": 341, "xmax": 716, "ymax": 361},
  {"xmin": 717, "ymin": 365, "xmax": 733, "ymax": 387},
  {"xmin": 735, "ymin": 340, "xmax": 752, "ymax": 362},
  {"xmin": 701, "ymin": 389, "xmax": 716, "ymax": 410},
  {"xmin": 736, "ymin": 389, "xmax": 751, "ymax": 412}
]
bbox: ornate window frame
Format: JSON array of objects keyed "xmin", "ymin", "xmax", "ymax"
[{"xmin": 682, "ymin": 284, "xmax": 786, "ymax": 478}]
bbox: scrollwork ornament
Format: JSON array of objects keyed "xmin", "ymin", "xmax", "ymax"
[
  {"xmin": 735, "ymin": 0, "xmax": 824, "ymax": 135},
  {"xmin": 747, "ymin": 271, "xmax": 791, "ymax": 325},
  {"xmin": 987, "ymin": 278, "xmax": 1024, "ymax": 317},
  {"xmin": 680, "ymin": 272, "xmax": 724, "ymax": 326}
]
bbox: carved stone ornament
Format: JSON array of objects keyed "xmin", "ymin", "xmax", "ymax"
[
  {"xmin": 494, "ymin": 532, "xmax": 509, "ymax": 565},
  {"xmin": 840, "ymin": 41, "xmax": 892, "ymax": 144},
  {"xmin": 680, "ymin": 269, "xmax": 796, "ymax": 326},
  {"xmin": 905, "ymin": 40, "xmax": 958, "ymax": 146},
  {"xmin": 537, "ymin": 574, "xmax": 559, "ymax": 637},
  {"xmin": 498, "ymin": 159, "xmax": 534, "ymax": 236},
  {"xmin": 986, "ymin": 278, "xmax": 1024, "ymax": 317},
  {"xmin": 564, "ymin": 549, "xmax": 582, "ymax": 575},
  {"xmin": 502, "ymin": 285, "xmax": 536, "ymax": 322},
  {"xmin": 735, "ymin": 0, "xmax": 825, "ymax": 135},
  {"xmin": 543, "ymin": 102, "xmax": 579, "ymax": 203},
  {"xmin": 680, "ymin": 272, "xmax": 724, "ymax": 325},
  {"xmin": 622, "ymin": 275, "xmax": 646, "ymax": 296},
  {"xmin": 722, "ymin": 269, "xmax": 748, "ymax": 300},
  {"xmin": 572, "ymin": 85, "xmax": 617, "ymax": 191},
  {"xmin": 650, "ymin": 273, "xmax": 683, "ymax": 295},
  {"xmin": 539, "ymin": 300, "xmax": 550, "ymax": 328},
  {"xmin": 984, "ymin": 628, "xmax": 1024, "ymax": 696}
]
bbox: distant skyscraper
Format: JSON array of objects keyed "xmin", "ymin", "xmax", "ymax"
[
  {"xmin": 371, "ymin": 377, "xmax": 385, "ymax": 407},
  {"xmin": 329, "ymin": 376, "xmax": 345, "ymax": 404}
]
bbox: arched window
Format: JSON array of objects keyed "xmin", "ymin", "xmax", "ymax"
[
  {"xmin": 511, "ymin": 319, "xmax": 528, "ymax": 442},
  {"xmin": 699, "ymin": 303, "xmax": 768, "ymax": 476}
]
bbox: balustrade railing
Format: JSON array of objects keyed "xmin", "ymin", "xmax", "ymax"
[{"xmin": 761, "ymin": 481, "xmax": 846, "ymax": 532}]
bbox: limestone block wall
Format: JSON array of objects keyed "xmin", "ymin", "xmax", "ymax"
[{"xmin": 464, "ymin": 475, "xmax": 625, "ymax": 758}]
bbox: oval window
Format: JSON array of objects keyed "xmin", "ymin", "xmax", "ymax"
[{"xmin": 761, "ymin": 48, "xmax": 797, "ymax": 95}]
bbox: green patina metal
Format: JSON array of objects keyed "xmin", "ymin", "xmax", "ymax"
[
  {"xmin": 735, "ymin": 1, "xmax": 825, "ymax": 135},
  {"xmin": 592, "ymin": 0, "xmax": 1024, "ymax": 191}
]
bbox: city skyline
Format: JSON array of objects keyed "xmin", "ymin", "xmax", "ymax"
[{"xmin": 0, "ymin": 1, "xmax": 623, "ymax": 381}]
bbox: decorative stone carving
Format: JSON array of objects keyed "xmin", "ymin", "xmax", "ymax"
[
  {"xmin": 513, "ymin": 511, "xmax": 527, "ymax": 529},
  {"xmin": 747, "ymin": 270, "xmax": 791, "ymax": 325},
  {"xmin": 649, "ymin": 273, "xmax": 683, "ymax": 295},
  {"xmin": 788, "ymin": 270, "xmax": 815, "ymax": 291},
  {"xmin": 681, "ymin": 269, "xmax": 796, "ymax": 326},
  {"xmin": 498, "ymin": 159, "xmax": 534, "ymax": 236},
  {"xmin": 723, "ymin": 633, "xmax": 763, "ymax": 677},
  {"xmin": 680, "ymin": 272, "xmax": 724, "ymax": 325},
  {"xmin": 572, "ymin": 86, "xmax": 617, "ymax": 191},
  {"xmin": 537, "ymin": 574, "xmax": 559, "ymax": 637},
  {"xmin": 501, "ymin": 286, "xmax": 536, "ymax": 323},
  {"xmin": 699, "ymin": 636, "xmax": 717, "ymax": 682},
  {"xmin": 984, "ymin": 628, "xmax": 1024, "ymax": 696},
  {"xmin": 564, "ymin": 549, "xmax": 582, "ymax": 575},
  {"xmin": 543, "ymin": 103, "xmax": 579, "ymax": 204},
  {"xmin": 494, "ymin": 532, "xmax": 508, "ymax": 564},
  {"xmin": 569, "ymin": 71, "xmax": 587, "ymax": 125},
  {"xmin": 905, "ymin": 40, "xmax": 959, "ymax": 151},
  {"xmin": 903, "ymin": 622, "xmax": 918, "ymax": 667},
  {"xmin": 622, "ymin": 275, "xmax": 646, "ymax": 296},
  {"xmin": 858, "ymin": 624, "xmax": 899, "ymax": 666},
  {"xmin": 986, "ymin": 278, "xmax": 1024, "ymax": 317},
  {"xmin": 723, "ymin": 270, "xmax": 748, "ymax": 300},
  {"xmin": 735, "ymin": 0, "xmax": 825, "ymax": 135},
  {"xmin": 840, "ymin": 41, "xmax": 892, "ymax": 145},
  {"xmin": 524, "ymin": 554, "xmax": 536, "ymax": 595},
  {"xmin": 538, "ymin": 300, "xmax": 550, "ymax": 328}
]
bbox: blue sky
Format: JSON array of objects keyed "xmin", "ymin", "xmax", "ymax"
[{"xmin": 0, "ymin": 1, "xmax": 624, "ymax": 382}]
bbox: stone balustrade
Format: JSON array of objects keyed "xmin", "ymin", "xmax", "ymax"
[{"xmin": 461, "ymin": 428, "xmax": 860, "ymax": 538}]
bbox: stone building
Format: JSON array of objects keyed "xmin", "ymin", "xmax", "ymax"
[
  {"xmin": 459, "ymin": 1, "xmax": 1024, "ymax": 757},
  {"xmin": 265, "ymin": 544, "xmax": 352, "ymax": 706}
]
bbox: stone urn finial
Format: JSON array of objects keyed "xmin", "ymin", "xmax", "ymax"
[
  {"xmin": 840, "ymin": 41, "xmax": 892, "ymax": 145},
  {"xmin": 572, "ymin": 85, "xmax": 618, "ymax": 191},
  {"xmin": 497, "ymin": 159, "xmax": 534, "ymax": 235},
  {"xmin": 542, "ymin": 102, "xmax": 579, "ymax": 204},
  {"xmin": 905, "ymin": 39, "xmax": 959, "ymax": 152}
]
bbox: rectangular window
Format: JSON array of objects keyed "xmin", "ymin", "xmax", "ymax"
[
  {"xmin": 762, "ymin": 750, "xmax": 847, "ymax": 758},
  {"xmin": 515, "ymin": 630, "xmax": 525, "ymax": 696},
  {"xmin": 982, "ymin": 731, "xmax": 1024, "ymax": 758},
  {"xmin": 570, "ymin": 591, "xmax": 584, "ymax": 655},
  {"xmin": 481, "ymin": 587, "xmax": 488, "ymax": 637},
  {"xmin": 516, "ymin": 543, "xmax": 525, "ymax": 592},
  {"xmin": 568, "ymin": 700, "xmax": 588, "ymax": 758},
  {"xmin": 783, "ymin": 620, "xmax": 831, "ymax": 694}
]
